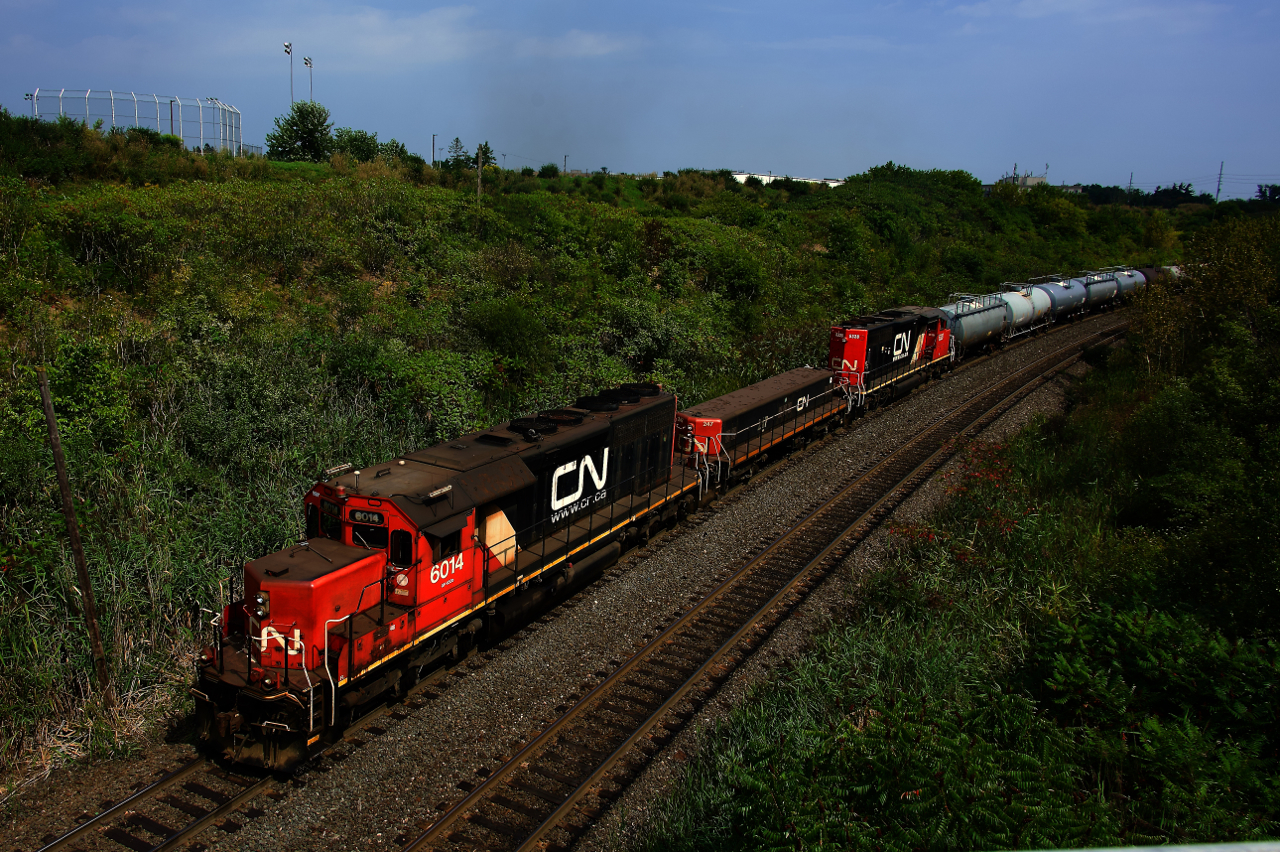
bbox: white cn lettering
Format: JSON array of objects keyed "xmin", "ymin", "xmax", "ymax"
[
  {"xmin": 259, "ymin": 626, "xmax": 303, "ymax": 654},
  {"xmin": 551, "ymin": 448, "xmax": 610, "ymax": 511},
  {"xmin": 893, "ymin": 331, "xmax": 912, "ymax": 360}
]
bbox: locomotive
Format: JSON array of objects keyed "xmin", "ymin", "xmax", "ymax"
[{"xmin": 193, "ymin": 267, "xmax": 1159, "ymax": 770}]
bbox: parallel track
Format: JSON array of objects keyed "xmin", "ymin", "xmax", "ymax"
[
  {"xmin": 30, "ymin": 668, "xmax": 460, "ymax": 852},
  {"xmin": 403, "ymin": 321, "xmax": 1128, "ymax": 852}
]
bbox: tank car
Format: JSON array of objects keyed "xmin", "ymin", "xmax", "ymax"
[
  {"xmin": 937, "ymin": 295, "xmax": 1006, "ymax": 358},
  {"xmin": 994, "ymin": 286, "xmax": 1052, "ymax": 341}
]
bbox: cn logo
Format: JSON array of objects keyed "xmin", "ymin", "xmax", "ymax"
[
  {"xmin": 551, "ymin": 448, "xmax": 610, "ymax": 510},
  {"xmin": 796, "ymin": 395, "xmax": 809, "ymax": 412},
  {"xmin": 893, "ymin": 331, "xmax": 912, "ymax": 361}
]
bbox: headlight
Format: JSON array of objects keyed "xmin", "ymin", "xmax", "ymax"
[{"xmin": 251, "ymin": 591, "xmax": 270, "ymax": 619}]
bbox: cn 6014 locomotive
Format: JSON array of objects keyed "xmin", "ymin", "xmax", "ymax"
[{"xmin": 193, "ymin": 267, "xmax": 1160, "ymax": 770}]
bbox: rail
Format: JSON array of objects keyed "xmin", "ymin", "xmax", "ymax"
[{"xmin": 402, "ymin": 319, "xmax": 1131, "ymax": 852}]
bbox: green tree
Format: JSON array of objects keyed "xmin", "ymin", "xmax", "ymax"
[
  {"xmin": 265, "ymin": 101, "xmax": 333, "ymax": 162},
  {"xmin": 332, "ymin": 126, "xmax": 379, "ymax": 162},
  {"xmin": 379, "ymin": 138, "xmax": 409, "ymax": 162},
  {"xmin": 476, "ymin": 141, "xmax": 496, "ymax": 168},
  {"xmin": 538, "ymin": 162, "xmax": 559, "ymax": 178},
  {"xmin": 445, "ymin": 137, "xmax": 469, "ymax": 170}
]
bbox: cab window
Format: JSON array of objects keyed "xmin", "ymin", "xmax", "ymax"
[
  {"xmin": 431, "ymin": 530, "xmax": 462, "ymax": 562},
  {"xmin": 320, "ymin": 499, "xmax": 342, "ymax": 539},
  {"xmin": 351, "ymin": 523, "xmax": 389, "ymax": 549},
  {"xmin": 390, "ymin": 530, "xmax": 413, "ymax": 566}
]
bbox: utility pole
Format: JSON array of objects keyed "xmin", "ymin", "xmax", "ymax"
[
  {"xmin": 563, "ymin": 154, "xmax": 567, "ymax": 174},
  {"xmin": 1216, "ymin": 160, "xmax": 1224, "ymax": 202},
  {"xmin": 37, "ymin": 367, "xmax": 113, "ymax": 710},
  {"xmin": 1127, "ymin": 172, "xmax": 1133, "ymax": 198},
  {"xmin": 477, "ymin": 148, "xmax": 482, "ymax": 201},
  {"xmin": 432, "ymin": 134, "xmax": 437, "ymax": 167}
]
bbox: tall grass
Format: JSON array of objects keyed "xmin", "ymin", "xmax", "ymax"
[{"xmin": 640, "ymin": 325, "xmax": 1280, "ymax": 849}]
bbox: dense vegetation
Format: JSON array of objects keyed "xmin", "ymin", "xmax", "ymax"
[
  {"xmin": 0, "ymin": 106, "xmax": 1270, "ymax": 791},
  {"xmin": 638, "ymin": 216, "xmax": 1280, "ymax": 849}
]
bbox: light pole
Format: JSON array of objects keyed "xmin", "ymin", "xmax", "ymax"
[
  {"xmin": 284, "ymin": 42, "xmax": 294, "ymax": 104},
  {"xmin": 304, "ymin": 57, "xmax": 313, "ymax": 101},
  {"xmin": 24, "ymin": 92, "xmax": 34, "ymax": 117},
  {"xmin": 432, "ymin": 133, "xmax": 437, "ymax": 167}
]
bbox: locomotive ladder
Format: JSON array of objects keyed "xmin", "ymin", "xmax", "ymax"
[{"xmin": 401, "ymin": 319, "xmax": 1130, "ymax": 852}]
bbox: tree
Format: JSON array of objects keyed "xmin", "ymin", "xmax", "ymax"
[
  {"xmin": 265, "ymin": 101, "xmax": 333, "ymax": 162},
  {"xmin": 445, "ymin": 137, "xmax": 469, "ymax": 170},
  {"xmin": 538, "ymin": 162, "xmax": 559, "ymax": 178},
  {"xmin": 476, "ymin": 141, "xmax": 496, "ymax": 168},
  {"xmin": 380, "ymin": 138, "xmax": 409, "ymax": 162},
  {"xmin": 332, "ymin": 127, "xmax": 379, "ymax": 162},
  {"xmin": 1258, "ymin": 184, "xmax": 1280, "ymax": 203}
]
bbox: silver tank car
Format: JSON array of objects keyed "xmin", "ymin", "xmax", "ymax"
[
  {"xmin": 1116, "ymin": 269, "xmax": 1145, "ymax": 296},
  {"xmin": 1079, "ymin": 272, "xmax": 1119, "ymax": 309},
  {"xmin": 995, "ymin": 287, "xmax": 1051, "ymax": 339},
  {"xmin": 1031, "ymin": 278, "xmax": 1087, "ymax": 320},
  {"xmin": 938, "ymin": 293, "xmax": 1007, "ymax": 354}
]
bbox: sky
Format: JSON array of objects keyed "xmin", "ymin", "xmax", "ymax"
[{"xmin": 3, "ymin": 0, "xmax": 1278, "ymax": 197}]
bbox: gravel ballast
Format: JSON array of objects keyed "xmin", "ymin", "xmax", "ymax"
[{"xmin": 4, "ymin": 314, "xmax": 1121, "ymax": 852}]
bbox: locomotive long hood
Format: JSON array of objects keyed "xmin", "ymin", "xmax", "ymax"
[{"xmin": 324, "ymin": 453, "xmax": 538, "ymax": 530}]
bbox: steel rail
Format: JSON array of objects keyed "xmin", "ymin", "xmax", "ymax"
[
  {"xmin": 150, "ymin": 775, "xmax": 275, "ymax": 852},
  {"xmin": 510, "ymin": 322, "xmax": 1129, "ymax": 852},
  {"xmin": 403, "ymin": 320, "xmax": 1129, "ymax": 852},
  {"xmin": 29, "ymin": 653, "xmax": 464, "ymax": 852},
  {"xmin": 33, "ymin": 757, "xmax": 209, "ymax": 852}
]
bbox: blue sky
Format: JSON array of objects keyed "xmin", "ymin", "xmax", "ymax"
[{"xmin": 4, "ymin": 0, "xmax": 1278, "ymax": 197}]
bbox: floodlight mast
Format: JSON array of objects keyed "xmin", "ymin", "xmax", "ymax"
[
  {"xmin": 304, "ymin": 57, "xmax": 313, "ymax": 101},
  {"xmin": 284, "ymin": 42, "xmax": 294, "ymax": 104}
]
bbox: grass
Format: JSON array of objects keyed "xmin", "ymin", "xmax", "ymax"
[{"xmin": 635, "ymin": 305, "xmax": 1280, "ymax": 849}]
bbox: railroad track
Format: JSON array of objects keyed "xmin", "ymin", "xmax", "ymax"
[
  {"xmin": 401, "ymin": 320, "xmax": 1129, "ymax": 852},
  {"xmin": 28, "ymin": 665, "xmax": 466, "ymax": 852}
]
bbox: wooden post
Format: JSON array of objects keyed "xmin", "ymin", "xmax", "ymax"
[{"xmin": 37, "ymin": 367, "xmax": 114, "ymax": 709}]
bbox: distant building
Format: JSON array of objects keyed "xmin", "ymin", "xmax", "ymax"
[
  {"xmin": 1001, "ymin": 173, "xmax": 1047, "ymax": 189},
  {"xmin": 981, "ymin": 176, "xmax": 1085, "ymax": 195},
  {"xmin": 731, "ymin": 172, "xmax": 845, "ymax": 188}
]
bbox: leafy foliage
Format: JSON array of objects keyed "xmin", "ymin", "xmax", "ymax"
[
  {"xmin": 0, "ymin": 149, "xmax": 1247, "ymax": 784},
  {"xmin": 265, "ymin": 101, "xmax": 334, "ymax": 162},
  {"xmin": 638, "ymin": 217, "xmax": 1280, "ymax": 850}
]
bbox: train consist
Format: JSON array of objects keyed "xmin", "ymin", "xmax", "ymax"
[{"xmin": 193, "ymin": 267, "xmax": 1160, "ymax": 770}]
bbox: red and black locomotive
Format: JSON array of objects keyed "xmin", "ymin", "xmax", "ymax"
[{"xmin": 194, "ymin": 268, "xmax": 1157, "ymax": 770}]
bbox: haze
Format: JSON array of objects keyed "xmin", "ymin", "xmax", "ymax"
[{"xmin": 3, "ymin": 0, "xmax": 1277, "ymax": 197}]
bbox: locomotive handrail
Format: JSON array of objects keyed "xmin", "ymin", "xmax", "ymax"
[{"xmin": 322, "ymin": 615, "xmax": 349, "ymax": 725}]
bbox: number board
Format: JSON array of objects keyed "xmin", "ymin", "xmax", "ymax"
[{"xmin": 350, "ymin": 510, "xmax": 384, "ymax": 525}]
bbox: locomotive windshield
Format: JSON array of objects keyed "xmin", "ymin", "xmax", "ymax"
[
  {"xmin": 319, "ymin": 499, "xmax": 341, "ymax": 539},
  {"xmin": 351, "ymin": 522, "xmax": 389, "ymax": 549}
]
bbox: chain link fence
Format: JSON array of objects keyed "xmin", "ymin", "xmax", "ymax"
[{"xmin": 26, "ymin": 89, "xmax": 260, "ymax": 156}]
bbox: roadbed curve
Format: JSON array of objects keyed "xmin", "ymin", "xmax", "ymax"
[
  {"xmin": 2, "ymin": 312, "xmax": 1119, "ymax": 852},
  {"xmin": 573, "ymin": 351, "xmax": 1100, "ymax": 852}
]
